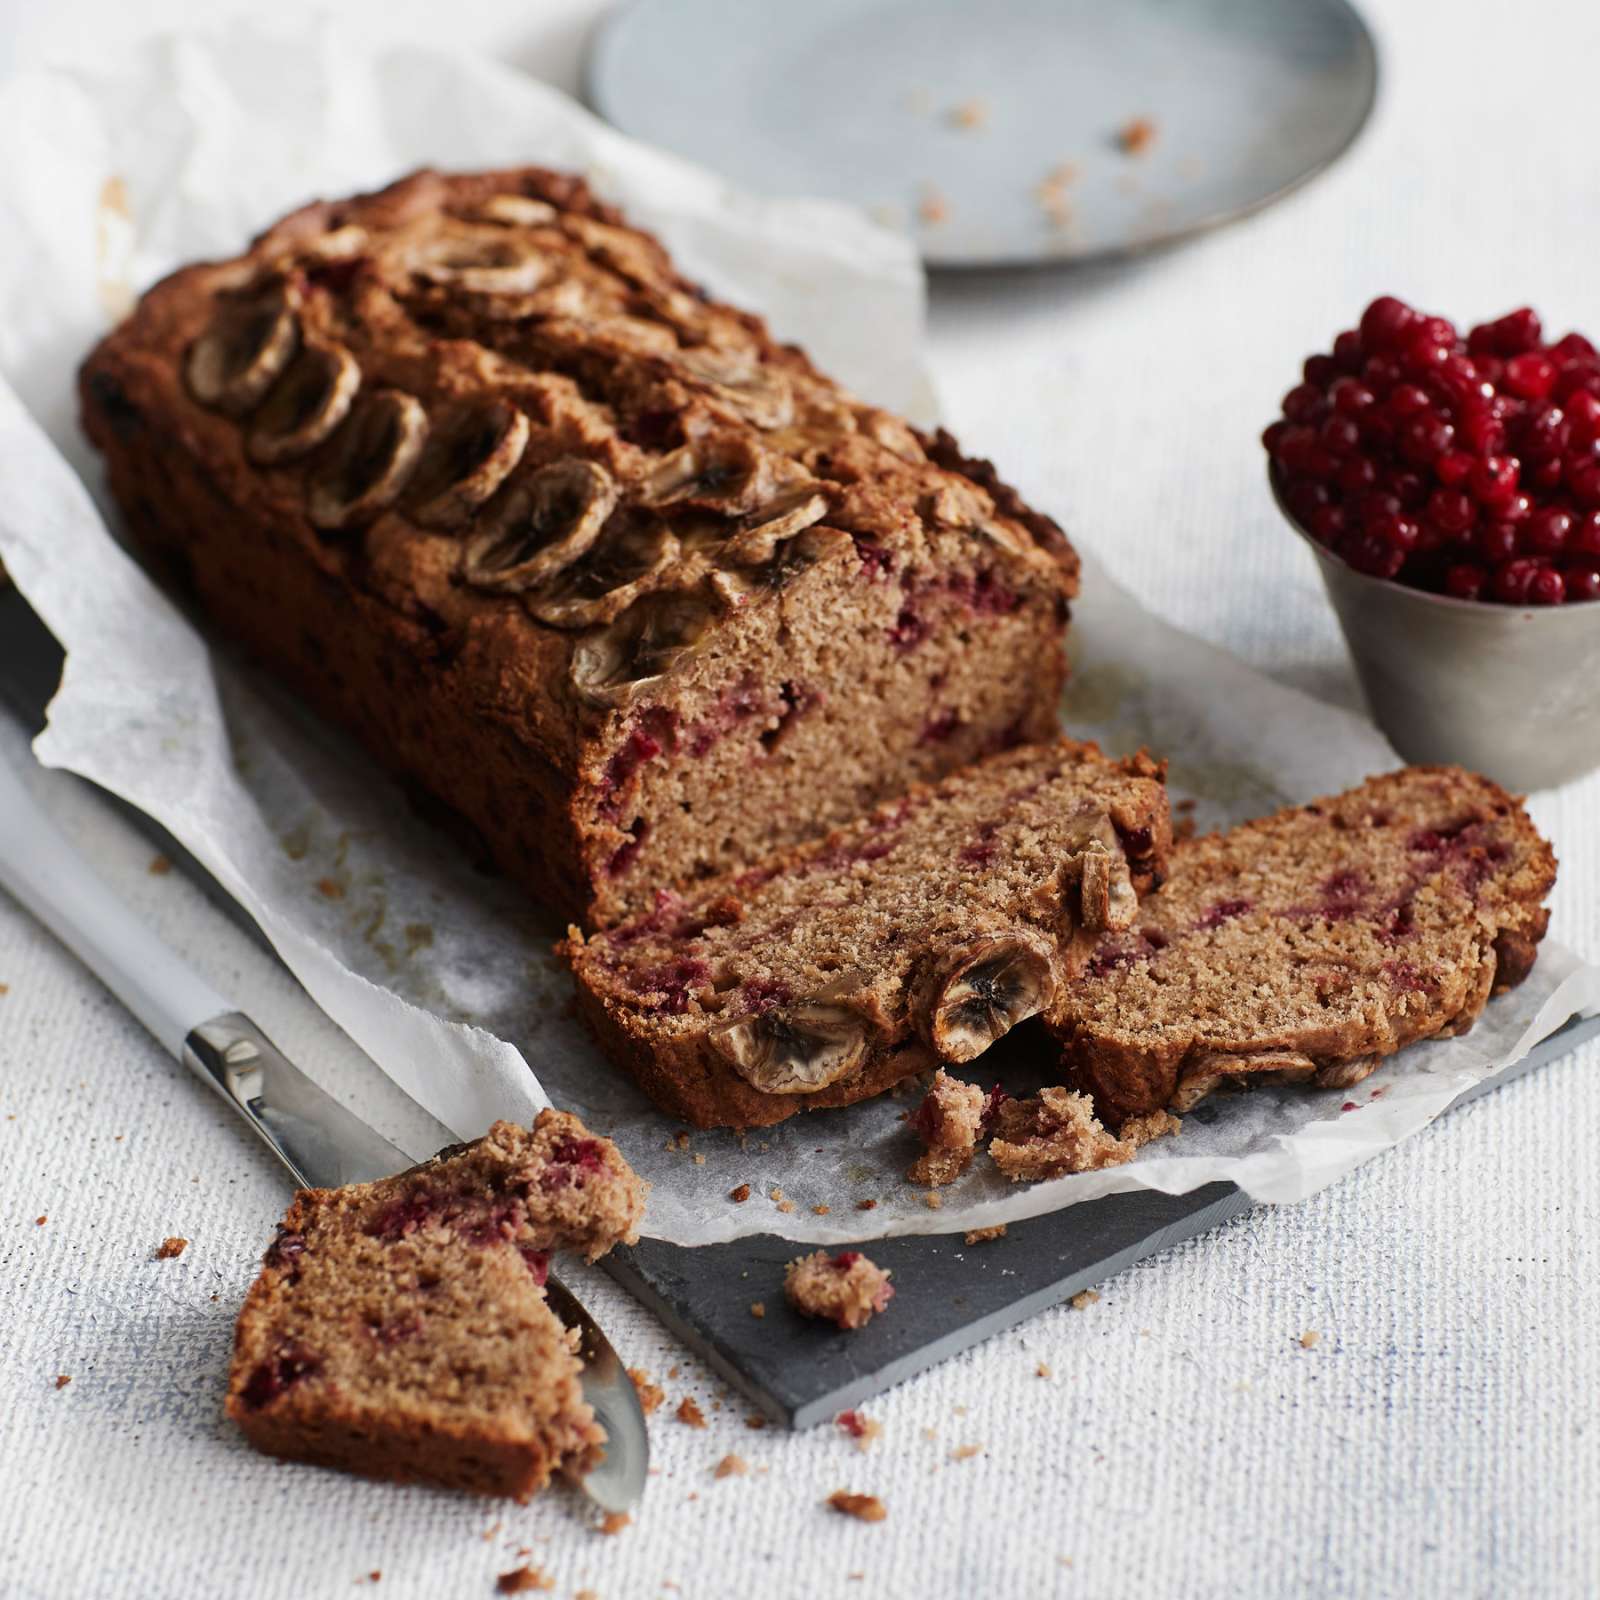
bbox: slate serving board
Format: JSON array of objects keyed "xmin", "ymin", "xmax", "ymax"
[{"xmin": 3, "ymin": 581, "xmax": 1593, "ymax": 1428}]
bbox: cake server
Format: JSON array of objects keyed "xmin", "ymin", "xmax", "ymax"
[{"xmin": 0, "ymin": 747, "xmax": 648, "ymax": 1511}]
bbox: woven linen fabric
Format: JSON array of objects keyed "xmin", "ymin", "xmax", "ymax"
[{"xmin": 2, "ymin": 0, "xmax": 1598, "ymax": 1596}]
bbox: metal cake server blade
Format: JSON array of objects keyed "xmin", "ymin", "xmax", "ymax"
[{"xmin": 0, "ymin": 749, "xmax": 648, "ymax": 1511}]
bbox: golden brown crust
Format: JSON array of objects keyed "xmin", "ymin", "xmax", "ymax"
[{"xmin": 80, "ymin": 166, "xmax": 1078, "ymax": 929}]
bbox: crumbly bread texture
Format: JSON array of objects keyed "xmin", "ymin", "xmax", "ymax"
[
  {"xmin": 906, "ymin": 1073, "xmax": 1180, "ymax": 1185},
  {"xmin": 784, "ymin": 1251, "xmax": 894, "ymax": 1330},
  {"xmin": 79, "ymin": 167, "xmax": 1078, "ymax": 930},
  {"xmin": 562, "ymin": 740, "xmax": 1170, "ymax": 1128},
  {"xmin": 225, "ymin": 1111, "xmax": 645, "ymax": 1501},
  {"xmin": 906, "ymin": 1069, "xmax": 990, "ymax": 1185},
  {"xmin": 1052, "ymin": 767, "xmax": 1557, "ymax": 1125},
  {"xmin": 988, "ymin": 1090, "xmax": 1180, "ymax": 1181}
]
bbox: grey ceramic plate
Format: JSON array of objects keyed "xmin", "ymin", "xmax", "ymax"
[{"xmin": 586, "ymin": 0, "xmax": 1378, "ymax": 268}]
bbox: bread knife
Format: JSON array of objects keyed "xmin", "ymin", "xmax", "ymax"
[{"xmin": 0, "ymin": 747, "xmax": 647, "ymax": 1511}]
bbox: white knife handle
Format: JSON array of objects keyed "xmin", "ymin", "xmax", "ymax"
[{"xmin": 0, "ymin": 753, "xmax": 227, "ymax": 1057}]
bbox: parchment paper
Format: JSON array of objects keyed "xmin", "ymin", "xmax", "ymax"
[{"xmin": 1, "ymin": 23, "xmax": 1594, "ymax": 1245}]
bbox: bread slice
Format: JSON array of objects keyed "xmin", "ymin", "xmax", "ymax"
[
  {"xmin": 562, "ymin": 739, "xmax": 1171, "ymax": 1129},
  {"xmin": 1050, "ymin": 767, "xmax": 1557, "ymax": 1125},
  {"xmin": 226, "ymin": 1112, "xmax": 645, "ymax": 1501}
]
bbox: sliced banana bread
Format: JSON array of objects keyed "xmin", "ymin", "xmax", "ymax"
[
  {"xmin": 1051, "ymin": 767, "xmax": 1557, "ymax": 1125},
  {"xmin": 79, "ymin": 166, "xmax": 1078, "ymax": 928},
  {"xmin": 562, "ymin": 740, "xmax": 1170, "ymax": 1128},
  {"xmin": 226, "ymin": 1112, "xmax": 645, "ymax": 1501}
]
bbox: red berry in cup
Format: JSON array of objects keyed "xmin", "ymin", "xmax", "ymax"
[
  {"xmin": 1268, "ymin": 297, "xmax": 1600, "ymax": 601},
  {"xmin": 1526, "ymin": 566, "xmax": 1567, "ymax": 605},
  {"xmin": 1567, "ymin": 562, "xmax": 1600, "ymax": 602},
  {"xmin": 1444, "ymin": 563, "xmax": 1486, "ymax": 600}
]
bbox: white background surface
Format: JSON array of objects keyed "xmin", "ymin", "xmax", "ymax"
[{"xmin": 1, "ymin": 2, "xmax": 1597, "ymax": 1597}]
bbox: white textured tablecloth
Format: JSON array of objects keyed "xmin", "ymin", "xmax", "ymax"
[{"xmin": 2, "ymin": 2, "xmax": 1597, "ymax": 1597}]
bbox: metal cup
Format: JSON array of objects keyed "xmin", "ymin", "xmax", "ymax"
[{"xmin": 1272, "ymin": 471, "xmax": 1600, "ymax": 791}]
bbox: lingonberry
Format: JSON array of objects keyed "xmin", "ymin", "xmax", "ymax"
[
  {"xmin": 1572, "ymin": 511, "xmax": 1600, "ymax": 558},
  {"xmin": 1332, "ymin": 329, "xmax": 1365, "ymax": 372},
  {"xmin": 1320, "ymin": 414, "xmax": 1361, "ymax": 455},
  {"xmin": 1359, "ymin": 296, "xmax": 1417, "ymax": 352},
  {"xmin": 1304, "ymin": 354, "xmax": 1338, "ymax": 388},
  {"xmin": 1342, "ymin": 530, "xmax": 1405, "ymax": 578},
  {"xmin": 1400, "ymin": 413, "xmax": 1454, "ymax": 464},
  {"xmin": 1565, "ymin": 561, "xmax": 1600, "ymax": 601},
  {"xmin": 1308, "ymin": 504, "xmax": 1346, "ymax": 545},
  {"xmin": 1282, "ymin": 383, "xmax": 1325, "ymax": 424},
  {"xmin": 1369, "ymin": 512, "xmax": 1419, "ymax": 551},
  {"xmin": 1504, "ymin": 351, "xmax": 1558, "ymax": 399},
  {"xmin": 1285, "ymin": 480, "xmax": 1330, "ymax": 524},
  {"xmin": 1468, "ymin": 454, "xmax": 1520, "ymax": 507},
  {"xmin": 1426, "ymin": 488, "xmax": 1476, "ymax": 535},
  {"xmin": 1338, "ymin": 455, "xmax": 1379, "ymax": 495},
  {"xmin": 1473, "ymin": 522, "xmax": 1519, "ymax": 565},
  {"xmin": 1331, "ymin": 378, "xmax": 1377, "ymax": 417},
  {"xmin": 1523, "ymin": 506, "xmax": 1573, "ymax": 556},
  {"xmin": 1384, "ymin": 468, "xmax": 1429, "ymax": 509},
  {"xmin": 1491, "ymin": 558, "xmax": 1544, "ymax": 604},
  {"xmin": 1526, "ymin": 455, "xmax": 1565, "ymax": 493},
  {"xmin": 1526, "ymin": 565, "xmax": 1566, "ymax": 604},
  {"xmin": 1564, "ymin": 389, "xmax": 1600, "ymax": 442},
  {"xmin": 1388, "ymin": 383, "xmax": 1431, "ymax": 418},
  {"xmin": 1271, "ymin": 297, "xmax": 1600, "ymax": 601},
  {"xmin": 1457, "ymin": 412, "xmax": 1507, "ymax": 455},
  {"xmin": 1444, "ymin": 563, "xmax": 1486, "ymax": 600}
]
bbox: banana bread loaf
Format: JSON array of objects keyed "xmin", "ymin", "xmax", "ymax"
[
  {"xmin": 226, "ymin": 1112, "xmax": 645, "ymax": 1501},
  {"xmin": 79, "ymin": 167, "xmax": 1078, "ymax": 928},
  {"xmin": 562, "ymin": 739, "xmax": 1170, "ymax": 1128},
  {"xmin": 1050, "ymin": 767, "xmax": 1557, "ymax": 1125}
]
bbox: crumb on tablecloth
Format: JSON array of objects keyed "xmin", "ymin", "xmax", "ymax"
[
  {"xmin": 714, "ymin": 1454, "xmax": 748, "ymax": 1479},
  {"xmin": 837, "ymin": 1411, "xmax": 883, "ymax": 1450},
  {"xmin": 950, "ymin": 1443, "xmax": 983, "ymax": 1462},
  {"xmin": 828, "ymin": 1491, "xmax": 887, "ymax": 1523},
  {"xmin": 55, "ymin": 1375, "xmax": 71, "ymax": 1390},
  {"xmin": 676, "ymin": 1397, "xmax": 707, "ymax": 1429},
  {"xmin": 1299, "ymin": 1330, "xmax": 1321, "ymax": 1350},
  {"xmin": 1036, "ymin": 1361, "xmax": 1053, "ymax": 1379},
  {"xmin": 599, "ymin": 1511, "xmax": 630, "ymax": 1536},
  {"xmin": 785, "ymin": 1251, "xmax": 894, "ymax": 1331},
  {"xmin": 496, "ymin": 1567, "xmax": 552, "ymax": 1593},
  {"xmin": 1071, "ymin": 1289, "xmax": 1101, "ymax": 1311},
  {"xmin": 154, "ymin": 1236, "xmax": 188, "ymax": 1260}
]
